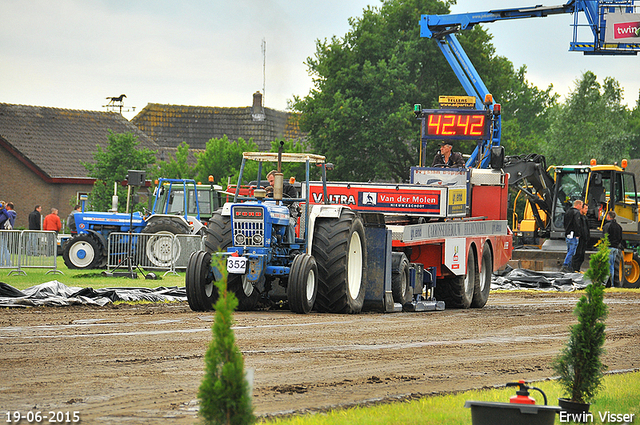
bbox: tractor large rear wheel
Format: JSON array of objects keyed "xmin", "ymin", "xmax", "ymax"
[
  {"xmin": 312, "ymin": 209, "xmax": 366, "ymax": 314},
  {"xmin": 436, "ymin": 247, "xmax": 477, "ymax": 309},
  {"xmin": 205, "ymin": 211, "xmax": 232, "ymax": 253},
  {"xmin": 62, "ymin": 234, "xmax": 103, "ymax": 269},
  {"xmin": 142, "ymin": 218, "xmax": 190, "ymax": 268},
  {"xmin": 185, "ymin": 250, "xmax": 218, "ymax": 311}
]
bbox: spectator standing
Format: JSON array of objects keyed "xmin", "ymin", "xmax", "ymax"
[
  {"xmin": 43, "ymin": 208, "xmax": 62, "ymax": 233},
  {"xmin": 0, "ymin": 202, "xmax": 17, "ymax": 266},
  {"xmin": 28, "ymin": 205, "xmax": 42, "ymax": 230},
  {"xmin": 571, "ymin": 202, "xmax": 591, "ymax": 272},
  {"xmin": 27, "ymin": 204, "xmax": 43, "ymax": 256},
  {"xmin": 603, "ymin": 211, "xmax": 623, "ymax": 286},
  {"xmin": 561, "ymin": 199, "xmax": 583, "ymax": 273},
  {"xmin": 67, "ymin": 205, "xmax": 81, "ymax": 234}
]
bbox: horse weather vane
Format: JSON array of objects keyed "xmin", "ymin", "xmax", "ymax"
[{"xmin": 103, "ymin": 94, "xmax": 135, "ymax": 114}]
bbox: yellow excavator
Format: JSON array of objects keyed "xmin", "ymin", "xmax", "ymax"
[{"xmin": 506, "ymin": 155, "xmax": 640, "ymax": 288}]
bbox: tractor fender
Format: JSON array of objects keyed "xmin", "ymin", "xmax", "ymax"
[
  {"xmin": 220, "ymin": 202, "xmax": 233, "ymax": 217},
  {"xmin": 305, "ymin": 204, "xmax": 349, "ymax": 255},
  {"xmin": 145, "ymin": 214, "xmax": 191, "ymax": 232},
  {"xmin": 84, "ymin": 229, "xmax": 108, "ymax": 255}
]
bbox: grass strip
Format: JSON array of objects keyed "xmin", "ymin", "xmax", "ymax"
[{"xmin": 265, "ymin": 372, "xmax": 640, "ymax": 425}]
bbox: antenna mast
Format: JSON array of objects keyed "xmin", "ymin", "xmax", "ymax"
[{"xmin": 261, "ymin": 38, "xmax": 266, "ymax": 104}]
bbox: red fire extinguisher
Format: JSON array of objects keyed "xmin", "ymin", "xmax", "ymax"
[{"xmin": 506, "ymin": 380, "xmax": 549, "ymax": 405}]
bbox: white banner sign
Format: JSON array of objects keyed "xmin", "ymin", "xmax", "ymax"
[{"xmin": 605, "ymin": 12, "xmax": 640, "ymax": 43}]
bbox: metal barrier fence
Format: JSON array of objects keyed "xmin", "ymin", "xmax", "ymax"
[
  {"xmin": 107, "ymin": 232, "xmax": 205, "ymax": 275},
  {"xmin": 0, "ymin": 230, "xmax": 60, "ymax": 276}
]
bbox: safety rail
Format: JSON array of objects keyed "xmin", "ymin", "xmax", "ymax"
[
  {"xmin": 0, "ymin": 230, "xmax": 61, "ymax": 276},
  {"xmin": 106, "ymin": 232, "xmax": 205, "ymax": 276}
]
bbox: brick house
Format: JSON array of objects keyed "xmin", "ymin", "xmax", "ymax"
[
  {"xmin": 131, "ymin": 92, "xmax": 305, "ymax": 152},
  {"xmin": 0, "ymin": 103, "xmax": 159, "ymax": 229}
]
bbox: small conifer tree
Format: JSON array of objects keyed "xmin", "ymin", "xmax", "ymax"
[
  {"xmin": 553, "ymin": 235, "xmax": 609, "ymax": 404},
  {"xmin": 199, "ymin": 255, "xmax": 254, "ymax": 425}
]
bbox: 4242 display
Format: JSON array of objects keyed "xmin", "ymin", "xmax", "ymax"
[{"xmin": 421, "ymin": 109, "xmax": 491, "ymax": 140}]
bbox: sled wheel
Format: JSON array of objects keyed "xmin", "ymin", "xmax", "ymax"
[
  {"xmin": 287, "ymin": 253, "xmax": 318, "ymax": 314},
  {"xmin": 435, "ymin": 246, "xmax": 477, "ymax": 309},
  {"xmin": 313, "ymin": 209, "xmax": 366, "ymax": 314},
  {"xmin": 185, "ymin": 250, "xmax": 218, "ymax": 311},
  {"xmin": 391, "ymin": 252, "xmax": 412, "ymax": 305},
  {"xmin": 471, "ymin": 244, "xmax": 492, "ymax": 308},
  {"xmin": 62, "ymin": 233, "xmax": 102, "ymax": 269}
]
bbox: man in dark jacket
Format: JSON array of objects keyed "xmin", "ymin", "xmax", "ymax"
[
  {"xmin": 28, "ymin": 205, "xmax": 42, "ymax": 230},
  {"xmin": 431, "ymin": 142, "xmax": 465, "ymax": 168},
  {"xmin": 561, "ymin": 199, "xmax": 583, "ymax": 272},
  {"xmin": 604, "ymin": 210, "xmax": 623, "ymax": 285},
  {"xmin": 572, "ymin": 202, "xmax": 590, "ymax": 272}
]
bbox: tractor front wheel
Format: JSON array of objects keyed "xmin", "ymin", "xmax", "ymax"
[
  {"xmin": 185, "ymin": 250, "xmax": 218, "ymax": 311},
  {"xmin": 228, "ymin": 274, "xmax": 260, "ymax": 311},
  {"xmin": 287, "ymin": 253, "xmax": 318, "ymax": 314}
]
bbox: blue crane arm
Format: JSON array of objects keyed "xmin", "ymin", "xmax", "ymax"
[
  {"xmin": 420, "ymin": 2, "xmax": 577, "ymax": 39},
  {"xmin": 420, "ymin": 0, "xmax": 638, "ymax": 168}
]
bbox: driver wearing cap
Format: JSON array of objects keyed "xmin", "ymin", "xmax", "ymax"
[{"xmin": 431, "ymin": 141, "xmax": 465, "ymax": 168}]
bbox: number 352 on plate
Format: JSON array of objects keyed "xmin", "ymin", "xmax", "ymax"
[{"xmin": 227, "ymin": 256, "xmax": 247, "ymax": 274}]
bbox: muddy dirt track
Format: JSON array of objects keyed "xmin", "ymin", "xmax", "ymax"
[{"xmin": 1, "ymin": 291, "xmax": 639, "ymax": 424}]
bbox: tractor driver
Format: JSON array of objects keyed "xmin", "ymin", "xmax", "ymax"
[
  {"xmin": 266, "ymin": 170, "xmax": 298, "ymax": 198},
  {"xmin": 432, "ymin": 141, "xmax": 465, "ymax": 168},
  {"xmin": 265, "ymin": 170, "xmax": 299, "ymax": 243}
]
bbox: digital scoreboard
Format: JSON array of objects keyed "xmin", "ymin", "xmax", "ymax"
[{"xmin": 421, "ymin": 109, "xmax": 491, "ymax": 141}]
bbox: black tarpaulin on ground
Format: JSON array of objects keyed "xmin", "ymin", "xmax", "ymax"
[
  {"xmin": 0, "ymin": 281, "xmax": 187, "ymax": 307},
  {"xmin": 492, "ymin": 266, "xmax": 589, "ymax": 292}
]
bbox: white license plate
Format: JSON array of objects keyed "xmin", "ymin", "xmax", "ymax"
[{"xmin": 227, "ymin": 256, "xmax": 247, "ymax": 274}]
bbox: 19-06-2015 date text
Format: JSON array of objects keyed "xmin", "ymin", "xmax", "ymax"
[{"xmin": 5, "ymin": 411, "xmax": 80, "ymax": 423}]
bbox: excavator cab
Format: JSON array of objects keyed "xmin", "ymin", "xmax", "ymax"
[{"xmin": 550, "ymin": 166, "xmax": 639, "ymax": 243}]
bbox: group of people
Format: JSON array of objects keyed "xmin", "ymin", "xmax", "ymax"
[
  {"xmin": 562, "ymin": 199, "xmax": 623, "ymax": 284},
  {"xmin": 9, "ymin": 204, "xmax": 82, "ymax": 233}
]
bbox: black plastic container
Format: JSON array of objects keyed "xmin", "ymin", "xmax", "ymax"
[{"xmin": 465, "ymin": 401, "xmax": 561, "ymax": 425}]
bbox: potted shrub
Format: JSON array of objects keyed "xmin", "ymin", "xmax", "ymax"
[{"xmin": 552, "ymin": 236, "xmax": 609, "ymax": 414}]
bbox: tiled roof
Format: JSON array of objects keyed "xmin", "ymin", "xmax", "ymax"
[
  {"xmin": 0, "ymin": 103, "xmax": 159, "ymax": 180},
  {"xmin": 131, "ymin": 103, "xmax": 306, "ymax": 151}
]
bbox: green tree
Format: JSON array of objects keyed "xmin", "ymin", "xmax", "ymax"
[
  {"xmin": 293, "ymin": 0, "xmax": 520, "ymax": 182},
  {"xmin": 83, "ymin": 131, "xmax": 157, "ymax": 211},
  {"xmin": 154, "ymin": 141, "xmax": 197, "ymax": 180},
  {"xmin": 199, "ymin": 256, "xmax": 255, "ymax": 425},
  {"xmin": 194, "ymin": 136, "xmax": 259, "ymax": 188},
  {"xmin": 544, "ymin": 71, "xmax": 633, "ymax": 165},
  {"xmin": 629, "ymin": 91, "xmax": 640, "ymax": 158},
  {"xmin": 553, "ymin": 236, "xmax": 609, "ymax": 404}
]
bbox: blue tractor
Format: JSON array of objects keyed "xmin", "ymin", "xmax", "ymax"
[
  {"xmin": 186, "ymin": 150, "xmax": 368, "ymax": 314},
  {"xmin": 62, "ymin": 178, "xmax": 224, "ymax": 269}
]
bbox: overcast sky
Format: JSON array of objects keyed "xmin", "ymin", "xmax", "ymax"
[{"xmin": 1, "ymin": 0, "xmax": 638, "ymax": 121}]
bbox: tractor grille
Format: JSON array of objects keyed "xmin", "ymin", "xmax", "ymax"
[{"xmin": 232, "ymin": 206, "xmax": 265, "ymax": 247}]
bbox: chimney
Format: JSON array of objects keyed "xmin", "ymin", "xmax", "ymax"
[{"xmin": 252, "ymin": 91, "xmax": 266, "ymax": 121}]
